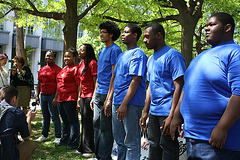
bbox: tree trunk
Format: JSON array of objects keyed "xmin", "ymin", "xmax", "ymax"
[
  {"xmin": 180, "ymin": 19, "xmax": 196, "ymax": 67},
  {"xmin": 179, "ymin": 11, "xmax": 202, "ymax": 67},
  {"xmin": 14, "ymin": 10, "xmax": 28, "ymax": 66},
  {"xmin": 63, "ymin": 0, "xmax": 78, "ymax": 51}
]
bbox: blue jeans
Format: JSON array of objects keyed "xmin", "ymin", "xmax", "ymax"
[
  {"xmin": 186, "ymin": 138, "xmax": 240, "ymax": 160},
  {"xmin": 58, "ymin": 101, "xmax": 80, "ymax": 148},
  {"xmin": 112, "ymin": 104, "xmax": 143, "ymax": 160},
  {"xmin": 148, "ymin": 114, "xmax": 179, "ymax": 160},
  {"xmin": 93, "ymin": 93, "xmax": 113, "ymax": 160},
  {"xmin": 40, "ymin": 94, "xmax": 61, "ymax": 138}
]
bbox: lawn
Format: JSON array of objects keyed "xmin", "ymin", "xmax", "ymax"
[{"xmin": 30, "ymin": 111, "xmax": 89, "ymax": 160}]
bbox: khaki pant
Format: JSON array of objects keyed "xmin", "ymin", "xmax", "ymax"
[{"xmin": 17, "ymin": 140, "xmax": 36, "ymax": 160}]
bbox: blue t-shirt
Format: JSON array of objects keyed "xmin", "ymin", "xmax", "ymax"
[
  {"xmin": 0, "ymin": 102, "xmax": 29, "ymax": 160},
  {"xmin": 113, "ymin": 47, "xmax": 148, "ymax": 106},
  {"xmin": 180, "ymin": 40, "xmax": 240, "ymax": 151},
  {"xmin": 147, "ymin": 45, "xmax": 186, "ymax": 116},
  {"xmin": 96, "ymin": 43, "xmax": 122, "ymax": 94}
]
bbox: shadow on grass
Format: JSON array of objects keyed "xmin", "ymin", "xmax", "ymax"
[{"xmin": 31, "ymin": 111, "xmax": 88, "ymax": 160}]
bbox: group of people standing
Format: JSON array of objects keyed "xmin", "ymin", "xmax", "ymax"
[
  {"xmin": 1, "ymin": 11, "xmax": 240, "ymax": 160},
  {"xmin": 32, "ymin": 12, "xmax": 240, "ymax": 160},
  {"xmin": 35, "ymin": 47, "xmax": 97, "ymax": 157}
]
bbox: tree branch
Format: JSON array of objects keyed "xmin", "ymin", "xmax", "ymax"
[
  {"xmin": 77, "ymin": 0, "xmax": 100, "ymax": 21},
  {"xmin": 0, "ymin": 0, "xmax": 64, "ymax": 20},
  {"xmin": 0, "ymin": 8, "xmax": 14, "ymax": 19},
  {"xmin": 14, "ymin": 8, "xmax": 64, "ymax": 20},
  {"xmin": 98, "ymin": 14, "xmax": 179, "ymax": 27},
  {"xmin": 25, "ymin": 0, "xmax": 38, "ymax": 12},
  {"xmin": 0, "ymin": 0, "xmax": 12, "ymax": 6}
]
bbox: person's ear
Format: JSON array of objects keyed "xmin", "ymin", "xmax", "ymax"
[
  {"xmin": 11, "ymin": 96, "xmax": 16, "ymax": 105},
  {"xmin": 156, "ymin": 32, "xmax": 162, "ymax": 40},
  {"xmin": 225, "ymin": 24, "xmax": 232, "ymax": 33},
  {"xmin": 133, "ymin": 32, "xmax": 138, "ymax": 40},
  {"xmin": 109, "ymin": 33, "xmax": 113, "ymax": 38}
]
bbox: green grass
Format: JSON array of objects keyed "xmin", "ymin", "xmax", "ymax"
[{"xmin": 31, "ymin": 112, "xmax": 89, "ymax": 160}]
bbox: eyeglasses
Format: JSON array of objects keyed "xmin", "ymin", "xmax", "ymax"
[{"xmin": 99, "ymin": 31, "xmax": 109, "ymax": 35}]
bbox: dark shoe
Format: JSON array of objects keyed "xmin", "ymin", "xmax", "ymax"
[{"xmin": 55, "ymin": 142, "xmax": 65, "ymax": 147}]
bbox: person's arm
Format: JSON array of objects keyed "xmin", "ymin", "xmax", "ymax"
[
  {"xmin": 76, "ymin": 83, "xmax": 82, "ymax": 112},
  {"xmin": 103, "ymin": 64, "xmax": 116, "ymax": 117},
  {"xmin": 139, "ymin": 85, "xmax": 151, "ymax": 130},
  {"xmin": 52, "ymin": 90, "xmax": 58, "ymax": 107},
  {"xmin": 35, "ymin": 81, "xmax": 41, "ymax": 104},
  {"xmin": 161, "ymin": 76, "xmax": 184, "ymax": 135},
  {"xmin": 209, "ymin": 94, "xmax": 240, "ymax": 149},
  {"xmin": 0, "ymin": 66, "xmax": 9, "ymax": 78},
  {"xmin": 117, "ymin": 75, "xmax": 142, "ymax": 121},
  {"xmin": 17, "ymin": 66, "xmax": 26, "ymax": 77},
  {"xmin": 90, "ymin": 80, "xmax": 97, "ymax": 111},
  {"xmin": 22, "ymin": 110, "xmax": 36, "ymax": 141},
  {"xmin": 170, "ymin": 90, "xmax": 184, "ymax": 140}
]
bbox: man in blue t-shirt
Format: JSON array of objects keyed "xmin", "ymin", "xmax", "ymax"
[
  {"xmin": 170, "ymin": 12, "xmax": 240, "ymax": 159},
  {"xmin": 105, "ymin": 23, "xmax": 147, "ymax": 160},
  {"xmin": 0, "ymin": 85, "xmax": 36, "ymax": 160},
  {"xmin": 90, "ymin": 21, "xmax": 122, "ymax": 160},
  {"xmin": 140, "ymin": 23, "xmax": 186, "ymax": 160}
]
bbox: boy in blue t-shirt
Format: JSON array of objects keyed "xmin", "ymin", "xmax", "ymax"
[
  {"xmin": 90, "ymin": 21, "xmax": 122, "ymax": 160},
  {"xmin": 140, "ymin": 23, "xmax": 186, "ymax": 160},
  {"xmin": 170, "ymin": 13, "xmax": 240, "ymax": 159},
  {"xmin": 105, "ymin": 23, "xmax": 147, "ymax": 159}
]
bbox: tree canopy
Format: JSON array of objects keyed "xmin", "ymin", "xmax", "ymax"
[{"xmin": 1, "ymin": 0, "xmax": 240, "ymax": 66}]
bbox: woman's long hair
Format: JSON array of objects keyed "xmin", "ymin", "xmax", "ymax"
[{"xmin": 81, "ymin": 44, "xmax": 97, "ymax": 76}]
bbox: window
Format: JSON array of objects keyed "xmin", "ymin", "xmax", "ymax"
[
  {"xmin": 77, "ymin": 24, "xmax": 84, "ymax": 39},
  {"xmin": 27, "ymin": 26, "xmax": 34, "ymax": 35},
  {"xmin": 0, "ymin": 22, "xmax": 4, "ymax": 30}
]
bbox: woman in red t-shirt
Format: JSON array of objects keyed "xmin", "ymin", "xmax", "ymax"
[
  {"xmin": 56, "ymin": 48, "xmax": 80, "ymax": 149},
  {"xmin": 75, "ymin": 44, "xmax": 97, "ymax": 157},
  {"xmin": 35, "ymin": 50, "xmax": 62, "ymax": 144}
]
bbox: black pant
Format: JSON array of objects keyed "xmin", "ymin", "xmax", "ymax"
[
  {"xmin": 78, "ymin": 97, "xmax": 94, "ymax": 153},
  {"xmin": 148, "ymin": 114, "xmax": 179, "ymax": 160}
]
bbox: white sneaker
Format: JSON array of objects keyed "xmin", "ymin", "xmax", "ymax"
[
  {"xmin": 82, "ymin": 153, "xmax": 95, "ymax": 158},
  {"xmin": 53, "ymin": 138, "xmax": 61, "ymax": 144},
  {"xmin": 87, "ymin": 158, "xmax": 97, "ymax": 160},
  {"xmin": 35, "ymin": 135, "xmax": 48, "ymax": 142}
]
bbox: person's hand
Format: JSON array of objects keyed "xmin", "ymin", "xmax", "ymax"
[
  {"xmin": 52, "ymin": 97, "xmax": 57, "ymax": 107},
  {"xmin": 90, "ymin": 98, "xmax": 94, "ymax": 111},
  {"xmin": 10, "ymin": 68, "xmax": 16, "ymax": 75},
  {"xmin": 209, "ymin": 125, "xmax": 228, "ymax": 149},
  {"xmin": 170, "ymin": 115, "xmax": 183, "ymax": 140},
  {"xmin": 116, "ymin": 104, "xmax": 127, "ymax": 121},
  {"xmin": 103, "ymin": 100, "xmax": 112, "ymax": 117},
  {"xmin": 139, "ymin": 112, "xmax": 148, "ymax": 130},
  {"xmin": 27, "ymin": 109, "xmax": 37, "ymax": 122},
  {"xmin": 76, "ymin": 98, "xmax": 81, "ymax": 112},
  {"xmin": 161, "ymin": 116, "xmax": 172, "ymax": 135},
  {"xmin": 36, "ymin": 96, "xmax": 40, "ymax": 104}
]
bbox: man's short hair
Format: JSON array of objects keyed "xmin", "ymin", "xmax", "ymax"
[
  {"xmin": 125, "ymin": 23, "xmax": 142, "ymax": 41},
  {"xmin": 145, "ymin": 23, "xmax": 165, "ymax": 40},
  {"xmin": 99, "ymin": 21, "xmax": 121, "ymax": 41},
  {"xmin": 211, "ymin": 12, "xmax": 235, "ymax": 35},
  {"xmin": 0, "ymin": 85, "xmax": 19, "ymax": 104}
]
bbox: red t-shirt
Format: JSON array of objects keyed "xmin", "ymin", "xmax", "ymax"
[
  {"xmin": 38, "ymin": 64, "xmax": 62, "ymax": 95},
  {"xmin": 56, "ymin": 64, "xmax": 80, "ymax": 102},
  {"xmin": 79, "ymin": 59, "xmax": 97, "ymax": 98}
]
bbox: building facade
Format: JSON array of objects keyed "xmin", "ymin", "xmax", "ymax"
[{"xmin": 0, "ymin": 11, "xmax": 83, "ymax": 89}]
